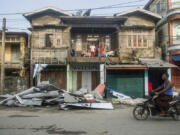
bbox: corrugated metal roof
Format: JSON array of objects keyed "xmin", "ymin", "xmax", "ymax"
[
  {"xmin": 139, "ymin": 58, "xmax": 177, "ymax": 68},
  {"xmin": 106, "ymin": 65, "xmax": 146, "ymax": 68}
]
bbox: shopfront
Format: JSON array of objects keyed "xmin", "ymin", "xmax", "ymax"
[{"xmin": 67, "ymin": 63, "xmax": 100, "ymax": 92}]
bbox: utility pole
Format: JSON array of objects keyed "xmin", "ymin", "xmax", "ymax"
[{"xmin": 1, "ymin": 18, "xmax": 6, "ymax": 94}]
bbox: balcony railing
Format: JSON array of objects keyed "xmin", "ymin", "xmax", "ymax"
[
  {"xmin": 0, "ymin": 36, "xmax": 20, "ymax": 43},
  {"xmin": 31, "ymin": 48, "xmax": 68, "ymax": 64}
]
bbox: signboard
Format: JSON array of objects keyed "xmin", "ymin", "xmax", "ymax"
[{"xmin": 71, "ymin": 64, "xmax": 100, "ymax": 71}]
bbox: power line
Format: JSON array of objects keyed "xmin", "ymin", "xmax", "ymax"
[{"xmin": 0, "ymin": 0, "xmax": 147, "ymax": 16}]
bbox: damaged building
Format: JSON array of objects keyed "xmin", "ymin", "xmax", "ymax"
[
  {"xmin": 0, "ymin": 32, "xmax": 29, "ymax": 93},
  {"xmin": 23, "ymin": 7, "xmax": 73, "ymax": 90},
  {"xmin": 22, "ymin": 6, "xmax": 176, "ymax": 98}
]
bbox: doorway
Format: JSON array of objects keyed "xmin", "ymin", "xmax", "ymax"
[{"xmin": 82, "ymin": 71, "xmax": 92, "ymax": 92}]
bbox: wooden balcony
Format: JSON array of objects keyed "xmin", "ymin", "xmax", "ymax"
[
  {"xmin": 0, "ymin": 62, "xmax": 22, "ymax": 69},
  {"xmin": 31, "ymin": 48, "xmax": 68, "ymax": 64}
]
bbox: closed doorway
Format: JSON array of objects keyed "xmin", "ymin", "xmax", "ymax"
[{"xmin": 82, "ymin": 71, "xmax": 92, "ymax": 92}]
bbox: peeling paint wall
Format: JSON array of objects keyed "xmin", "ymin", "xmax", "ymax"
[
  {"xmin": 124, "ymin": 16, "xmax": 155, "ymax": 27},
  {"xmin": 31, "ymin": 27, "xmax": 70, "ymax": 64},
  {"xmin": 0, "ymin": 44, "xmax": 12, "ymax": 62},
  {"xmin": 32, "ymin": 14, "xmax": 61, "ymax": 26},
  {"xmin": 4, "ymin": 76, "xmax": 28, "ymax": 93},
  {"xmin": 0, "ymin": 34, "xmax": 29, "ymax": 93}
]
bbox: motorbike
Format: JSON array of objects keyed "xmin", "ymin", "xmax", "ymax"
[{"xmin": 133, "ymin": 92, "xmax": 180, "ymax": 120}]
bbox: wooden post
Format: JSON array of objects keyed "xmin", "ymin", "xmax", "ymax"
[{"xmin": 1, "ymin": 18, "xmax": 6, "ymax": 94}]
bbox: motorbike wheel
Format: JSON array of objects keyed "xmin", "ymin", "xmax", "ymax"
[
  {"xmin": 170, "ymin": 106, "xmax": 180, "ymax": 121},
  {"xmin": 133, "ymin": 105, "xmax": 149, "ymax": 120}
]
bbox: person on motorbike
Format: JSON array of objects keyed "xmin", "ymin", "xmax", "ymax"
[{"xmin": 152, "ymin": 72, "xmax": 174, "ymax": 116}]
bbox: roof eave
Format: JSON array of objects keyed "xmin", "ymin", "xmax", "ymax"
[{"xmin": 114, "ymin": 8, "xmax": 162, "ymax": 21}]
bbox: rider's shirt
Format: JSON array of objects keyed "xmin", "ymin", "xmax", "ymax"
[{"xmin": 164, "ymin": 83, "xmax": 173, "ymax": 96}]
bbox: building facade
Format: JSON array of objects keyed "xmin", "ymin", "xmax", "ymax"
[
  {"xmin": 0, "ymin": 32, "xmax": 29, "ymax": 92},
  {"xmin": 23, "ymin": 7, "xmax": 72, "ymax": 90},
  {"xmin": 23, "ymin": 6, "xmax": 175, "ymax": 97},
  {"xmin": 145, "ymin": 0, "xmax": 180, "ymax": 90}
]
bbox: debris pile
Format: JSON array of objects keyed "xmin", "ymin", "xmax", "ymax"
[
  {"xmin": 108, "ymin": 89, "xmax": 146, "ymax": 106},
  {"xmin": 0, "ymin": 84, "xmax": 114, "ymax": 110}
]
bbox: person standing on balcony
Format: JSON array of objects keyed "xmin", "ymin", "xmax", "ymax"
[
  {"xmin": 90, "ymin": 44, "xmax": 96, "ymax": 56},
  {"xmin": 100, "ymin": 44, "xmax": 104, "ymax": 56}
]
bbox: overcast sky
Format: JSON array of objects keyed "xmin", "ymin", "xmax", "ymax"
[{"xmin": 0, "ymin": 0, "xmax": 149, "ymax": 32}]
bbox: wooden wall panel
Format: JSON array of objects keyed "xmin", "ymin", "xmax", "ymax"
[
  {"xmin": 77, "ymin": 71, "xmax": 82, "ymax": 90},
  {"xmin": 41, "ymin": 70, "xmax": 67, "ymax": 90}
]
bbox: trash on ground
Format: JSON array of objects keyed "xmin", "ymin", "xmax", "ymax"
[
  {"xmin": 108, "ymin": 88, "xmax": 146, "ymax": 106},
  {"xmin": 59, "ymin": 102, "xmax": 114, "ymax": 110}
]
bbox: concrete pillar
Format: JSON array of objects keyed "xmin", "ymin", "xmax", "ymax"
[
  {"xmin": 144, "ymin": 70, "xmax": 149, "ymax": 96},
  {"xmin": 67, "ymin": 64, "xmax": 72, "ymax": 92},
  {"xmin": 100, "ymin": 64, "xmax": 105, "ymax": 84},
  {"xmin": 167, "ymin": 68, "xmax": 172, "ymax": 81}
]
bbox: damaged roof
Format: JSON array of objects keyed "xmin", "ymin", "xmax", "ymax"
[
  {"xmin": 139, "ymin": 58, "xmax": 177, "ymax": 68},
  {"xmin": 114, "ymin": 8, "xmax": 162, "ymax": 22},
  {"xmin": 23, "ymin": 6, "xmax": 73, "ymax": 21}
]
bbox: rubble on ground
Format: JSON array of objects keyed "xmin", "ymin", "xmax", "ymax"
[
  {"xmin": 0, "ymin": 83, "xmax": 114, "ymax": 110},
  {"xmin": 109, "ymin": 89, "xmax": 146, "ymax": 106}
]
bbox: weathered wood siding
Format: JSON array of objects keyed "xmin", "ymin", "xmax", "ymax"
[
  {"xmin": 31, "ymin": 27, "xmax": 71, "ymax": 64},
  {"xmin": 118, "ymin": 15, "xmax": 158, "ymax": 63},
  {"xmin": 41, "ymin": 70, "xmax": 67, "ymax": 89},
  {"xmin": 32, "ymin": 14, "xmax": 61, "ymax": 26}
]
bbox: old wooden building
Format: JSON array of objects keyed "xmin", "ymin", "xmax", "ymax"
[
  {"xmin": 106, "ymin": 8, "xmax": 169, "ymax": 97},
  {"xmin": 0, "ymin": 32, "xmax": 29, "ymax": 92},
  {"xmin": 23, "ymin": 6, "xmax": 176, "ymax": 97},
  {"xmin": 62, "ymin": 16, "xmax": 125, "ymax": 92},
  {"xmin": 23, "ymin": 7, "xmax": 73, "ymax": 89}
]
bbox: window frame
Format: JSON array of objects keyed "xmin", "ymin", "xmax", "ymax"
[
  {"xmin": 126, "ymin": 30, "xmax": 149, "ymax": 49},
  {"xmin": 75, "ymin": 35, "xmax": 82, "ymax": 51},
  {"xmin": 38, "ymin": 30, "xmax": 63, "ymax": 48}
]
